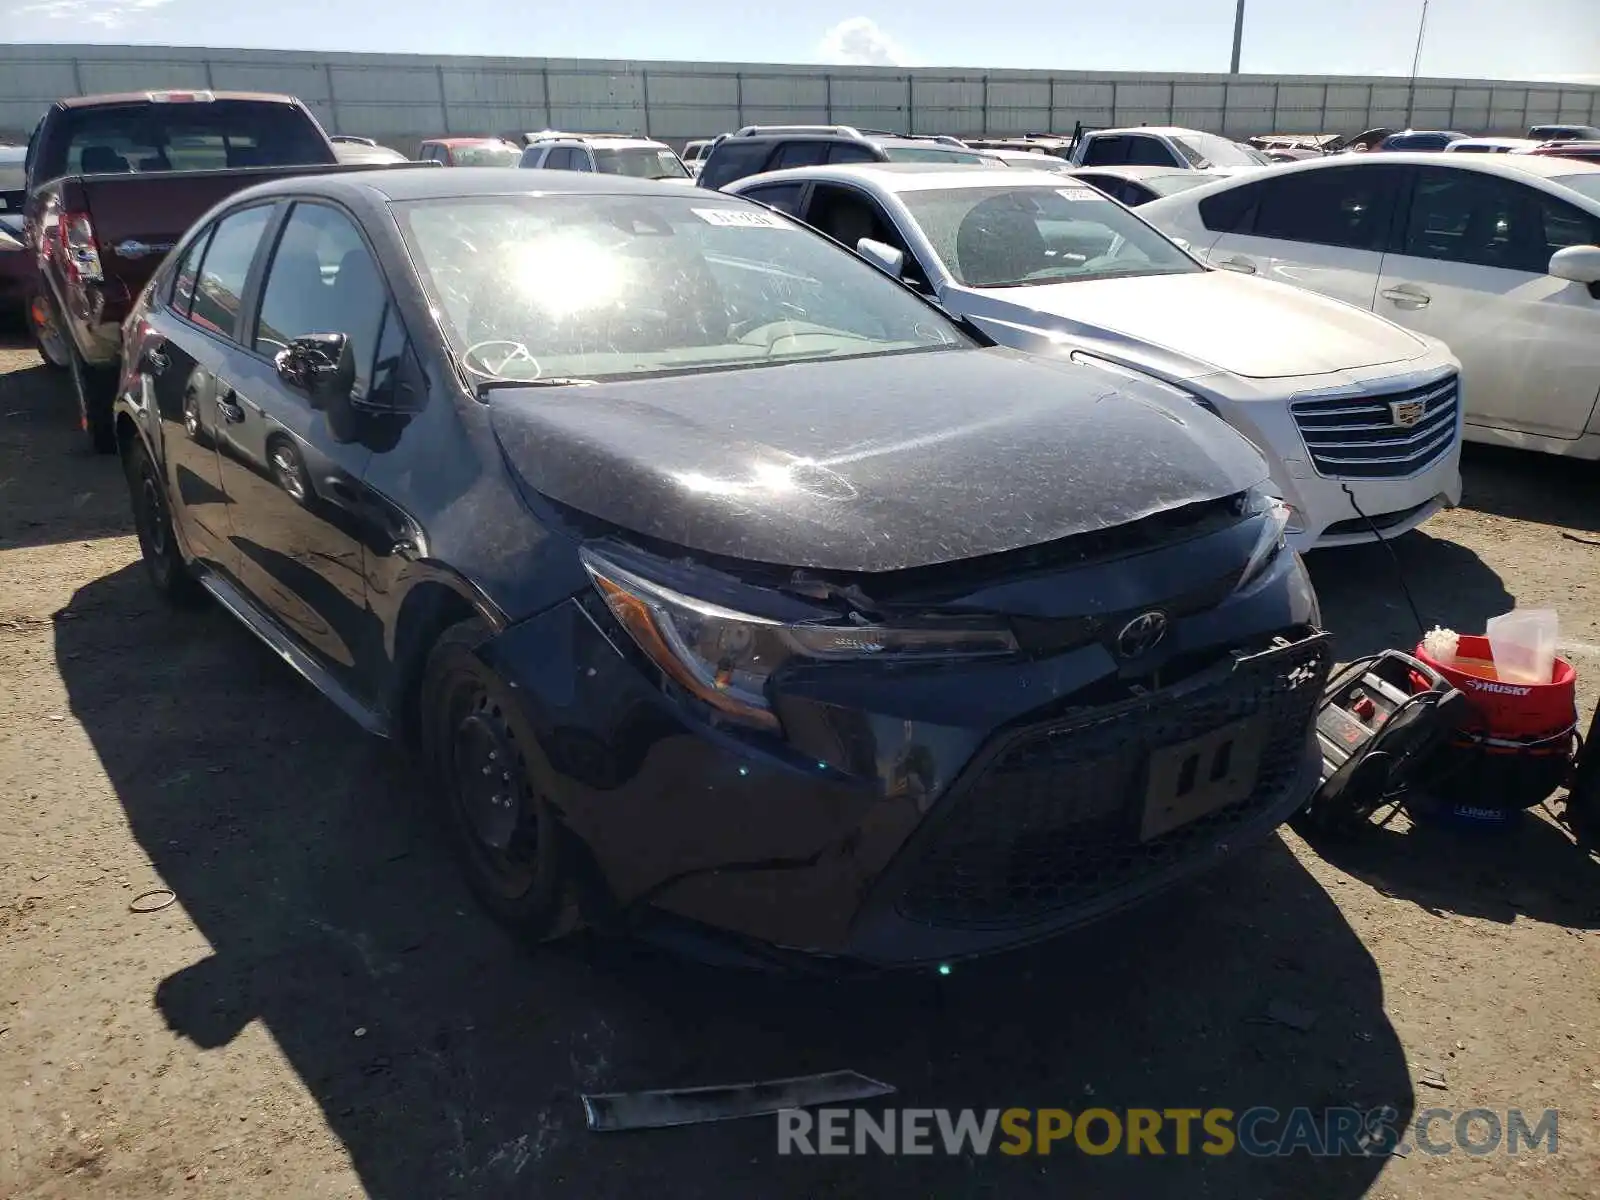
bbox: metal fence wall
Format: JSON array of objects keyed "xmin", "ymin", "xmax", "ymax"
[{"xmin": 2, "ymin": 43, "xmax": 1596, "ymax": 152}]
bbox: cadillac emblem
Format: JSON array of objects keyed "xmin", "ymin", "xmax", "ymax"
[{"xmin": 1388, "ymin": 399, "xmax": 1427, "ymax": 429}]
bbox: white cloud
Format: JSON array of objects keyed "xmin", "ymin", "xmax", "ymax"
[
  {"xmin": 819, "ymin": 17, "xmax": 911, "ymax": 68},
  {"xmin": 15, "ymin": 0, "xmax": 175, "ymax": 30}
]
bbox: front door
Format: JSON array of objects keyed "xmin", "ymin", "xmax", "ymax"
[
  {"xmin": 211, "ymin": 201, "xmax": 390, "ymax": 696},
  {"xmin": 1375, "ymin": 166, "xmax": 1600, "ymax": 440},
  {"xmin": 1202, "ymin": 163, "xmax": 1403, "ymax": 312}
]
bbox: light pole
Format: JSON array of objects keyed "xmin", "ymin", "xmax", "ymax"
[
  {"xmin": 1406, "ymin": 0, "xmax": 1432, "ymax": 128},
  {"xmin": 1230, "ymin": 0, "xmax": 1247, "ymax": 74}
]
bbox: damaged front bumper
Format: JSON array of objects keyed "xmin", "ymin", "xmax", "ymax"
[{"xmin": 477, "ymin": 538, "xmax": 1328, "ymax": 969}]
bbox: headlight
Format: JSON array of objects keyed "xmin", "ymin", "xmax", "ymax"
[
  {"xmin": 1238, "ymin": 486, "xmax": 1291, "ymax": 587},
  {"xmin": 1069, "ymin": 351, "xmax": 1219, "ymax": 415},
  {"xmin": 581, "ymin": 548, "xmax": 1018, "ymax": 730}
]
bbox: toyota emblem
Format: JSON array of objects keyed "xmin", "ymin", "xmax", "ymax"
[{"xmin": 1115, "ymin": 611, "xmax": 1169, "ymax": 659}]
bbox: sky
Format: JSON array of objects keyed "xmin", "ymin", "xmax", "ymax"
[{"xmin": 6, "ymin": 0, "xmax": 1599, "ymax": 83}]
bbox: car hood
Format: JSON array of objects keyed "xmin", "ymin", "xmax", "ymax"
[
  {"xmin": 488, "ymin": 348, "xmax": 1268, "ymax": 573},
  {"xmin": 951, "ymin": 271, "xmax": 1430, "ymax": 380}
]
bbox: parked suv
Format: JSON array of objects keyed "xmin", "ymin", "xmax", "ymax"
[
  {"xmin": 697, "ymin": 125, "xmax": 997, "ymax": 190},
  {"xmin": 519, "ymin": 132, "xmax": 691, "ymax": 181}
]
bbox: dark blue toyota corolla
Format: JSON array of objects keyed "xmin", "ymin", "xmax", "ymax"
[{"xmin": 114, "ymin": 168, "xmax": 1328, "ymax": 968}]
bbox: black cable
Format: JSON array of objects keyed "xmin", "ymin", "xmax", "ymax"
[{"xmin": 1340, "ymin": 482, "xmax": 1427, "ymax": 639}]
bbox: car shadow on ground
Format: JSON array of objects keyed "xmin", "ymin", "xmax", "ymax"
[
  {"xmin": 0, "ymin": 344, "xmax": 134, "ymax": 552},
  {"xmin": 1456, "ymin": 443, "xmax": 1600, "ymax": 535},
  {"xmin": 57, "ymin": 560, "xmax": 1413, "ymax": 1200},
  {"xmin": 1305, "ymin": 527, "xmax": 1513, "ymax": 661}
]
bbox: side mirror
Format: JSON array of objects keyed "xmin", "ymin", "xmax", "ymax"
[
  {"xmin": 856, "ymin": 237, "xmax": 905, "ymax": 279},
  {"xmin": 274, "ymin": 333, "xmax": 355, "ymax": 410},
  {"xmin": 1549, "ymin": 244, "xmax": 1600, "ymax": 290}
]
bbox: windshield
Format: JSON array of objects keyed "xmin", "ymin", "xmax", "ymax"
[
  {"xmin": 1170, "ymin": 133, "xmax": 1261, "ymax": 169},
  {"xmin": 452, "ymin": 142, "xmax": 521, "ymax": 167},
  {"xmin": 1143, "ymin": 171, "xmax": 1226, "ymax": 197},
  {"xmin": 594, "ymin": 147, "xmax": 690, "ymax": 179},
  {"xmin": 396, "ymin": 194, "xmax": 970, "ymax": 383},
  {"xmin": 881, "ymin": 146, "xmax": 991, "ymax": 164},
  {"xmin": 897, "ymin": 184, "xmax": 1200, "ymax": 288},
  {"xmin": 1553, "ymin": 174, "xmax": 1600, "ymax": 205}
]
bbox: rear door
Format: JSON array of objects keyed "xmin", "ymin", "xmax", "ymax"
[
  {"xmin": 1200, "ymin": 163, "xmax": 1402, "ymax": 311},
  {"xmin": 1375, "ymin": 166, "xmax": 1600, "ymax": 440},
  {"xmin": 148, "ymin": 201, "xmax": 279, "ymax": 580},
  {"xmin": 211, "ymin": 200, "xmax": 389, "ymax": 691}
]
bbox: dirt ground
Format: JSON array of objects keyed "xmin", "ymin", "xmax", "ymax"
[{"xmin": 1, "ymin": 335, "xmax": 1598, "ymax": 1200}]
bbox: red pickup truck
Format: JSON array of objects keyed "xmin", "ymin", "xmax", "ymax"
[{"xmin": 23, "ymin": 90, "xmax": 353, "ymax": 452}]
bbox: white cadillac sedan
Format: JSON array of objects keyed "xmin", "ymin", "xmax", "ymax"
[
  {"xmin": 1137, "ymin": 153, "xmax": 1600, "ymax": 459},
  {"xmin": 725, "ymin": 164, "xmax": 1463, "ymax": 552}
]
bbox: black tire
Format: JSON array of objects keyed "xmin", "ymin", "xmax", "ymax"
[
  {"xmin": 67, "ymin": 337, "xmax": 118, "ymax": 455},
  {"xmin": 124, "ymin": 436, "xmax": 205, "ymax": 608},
  {"xmin": 419, "ymin": 619, "xmax": 567, "ymax": 938}
]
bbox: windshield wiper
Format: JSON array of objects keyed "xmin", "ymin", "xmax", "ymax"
[{"xmin": 476, "ymin": 376, "xmax": 598, "ymax": 396}]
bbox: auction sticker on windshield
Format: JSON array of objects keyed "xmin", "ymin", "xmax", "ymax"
[
  {"xmin": 693, "ymin": 207, "xmax": 790, "ymax": 228},
  {"xmin": 1054, "ymin": 188, "xmax": 1099, "ymax": 201}
]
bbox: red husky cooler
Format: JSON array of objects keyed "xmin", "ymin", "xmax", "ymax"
[{"xmin": 1413, "ymin": 635, "xmax": 1578, "ymax": 817}]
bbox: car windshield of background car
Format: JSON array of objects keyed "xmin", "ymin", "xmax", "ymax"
[
  {"xmin": 1171, "ymin": 132, "xmax": 1262, "ymax": 169},
  {"xmin": 452, "ymin": 142, "xmax": 521, "ymax": 167},
  {"xmin": 396, "ymin": 193, "xmax": 972, "ymax": 383},
  {"xmin": 593, "ymin": 147, "xmax": 690, "ymax": 179},
  {"xmin": 898, "ymin": 184, "xmax": 1201, "ymax": 288},
  {"xmin": 880, "ymin": 146, "xmax": 991, "ymax": 164}
]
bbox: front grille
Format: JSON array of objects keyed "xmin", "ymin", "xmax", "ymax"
[
  {"xmin": 1291, "ymin": 375, "xmax": 1459, "ymax": 479},
  {"xmin": 895, "ymin": 634, "xmax": 1331, "ymax": 929}
]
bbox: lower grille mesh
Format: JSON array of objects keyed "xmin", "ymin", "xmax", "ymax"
[{"xmin": 895, "ymin": 635, "xmax": 1332, "ymax": 929}]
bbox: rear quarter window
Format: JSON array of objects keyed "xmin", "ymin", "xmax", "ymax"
[{"xmin": 1198, "ymin": 183, "xmax": 1261, "ymax": 233}]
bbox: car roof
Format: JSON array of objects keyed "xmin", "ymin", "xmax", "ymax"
[
  {"xmin": 238, "ymin": 167, "xmax": 718, "ymax": 204},
  {"xmin": 1066, "ymin": 164, "xmax": 1217, "ymax": 181},
  {"xmin": 545, "ymin": 138, "xmax": 669, "ymax": 150},
  {"xmin": 55, "ymin": 90, "xmax": 298, "ymax": 109},
  {"xmin": 1083, "ymin": 126, "xmax": 1201, "ymax": 138},
  {"xmin": 1147, "ymin": 151, "xmax": 1600, "ymax": 208},
  {"xmin": 729, "ymin": 162, "xmax": 1082, "ymax": 193},
  {"xmin": 423, "ymin": 137, "xmax": 515, "ymax": 146}
]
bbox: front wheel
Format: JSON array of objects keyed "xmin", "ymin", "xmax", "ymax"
[
  {"xmin": 124, "ymin": 437, "xmax": 204, "ymax": 608},
  {"xmin": 419, "ymin": 619, "xmax": 567, "ymax": 938}
]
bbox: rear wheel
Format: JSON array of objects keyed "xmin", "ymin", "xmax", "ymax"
[
  {"xmin": 419, "ymin": 619, "xmax": 566, "ymax": 938},
  {"xmin": 67, "ymin": 337, "xmax": 118, "ymax": 455},
  {"xmin": 124, "ymin": 436, "xmax": 204, "ymax": 608},
  {"xmin": 28, "ymin": 293, "xmax": 70, "ymax": 372}
]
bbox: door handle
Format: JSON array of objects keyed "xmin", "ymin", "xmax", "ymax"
[
  {"xmin": 215, "ymin": 387, "xmax": 245, "ymax": 424},
  {"xmin": 1381, "ymin": 284, "xmax": 1431, "ymax": 309},
  {"xmin": 1216, "ymin": 256, "xmax": 1257, "ymax": 275}
]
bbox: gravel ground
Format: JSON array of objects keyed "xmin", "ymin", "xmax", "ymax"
[{"xmin": 1, "ymin": 337, "xmax": 1598, "ymax": 1199}]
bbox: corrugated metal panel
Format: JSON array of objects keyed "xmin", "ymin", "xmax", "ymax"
[
  {"xmin": 987, "ymin": 107, "xmax": 1053, "ymax": 133},
  {"xmin": 0, "ymin": 62, "xmax": 79, "ymax": 100},
  {"xmin": 915, "ymin": 79, "xmax": 984, "ymax": 108},
  {"xmin": 1371, "ymin": 86, "xmax": 1411, "ymax": 109},
  {"xmin": 548, "ymin": 71, "xmax": 645, "ymax": 107},
  {"xmin": 331, "ymin": 66, "xmax": 441, "ymax": 104},
  {"xmin": 546, "ymin": 107, "xmax": 637, "ymax": 132},
  {"xmin": 739, "ymin": 76, "xmax": 827, "ymax": 108},
  {"xmin": 76, "ymin": 59, "xmax": 209, "ymax": 93},
  {"xmin": 1413, "ymin": 87, "xmax": 1454, "ymax": 109},
  {"xmin": 333, "ymin": 103, "xmax": 446, "ymax": 137},
  {"xmin": 1225, "ymin": 84, "xmax": 1275, "ymax": 108},
  {"xmin": 1116, "ymin": 108, "xmax": 1171, "ymax": 128},
  {"xmin": 1326, "ymin": 85, "xmax": 1371, "ymax": 109},
  {"xmin": 206, "ymin": 62, "xmax": 330, "ymax": 99},
  {"xmin": 1277, "ymin": 85, "xmax": 1323, "ymax": 110},
  {"xmin": 440, "ymin": 69, "xmax": 546, "ymax": 106},
  {"xmin": 646, "ymin": 74, "xmax": 737, "ymax": 106},
  {"xmin": 831, "ymin": 78, "xmax": 909, "ymax": 108},
  {"xmin": 1174, "ymin": 84, "xmax": 1226, "ymax": 108},
  {"xmin": 648, "ymin": 106, "xmax": 742, "ymax": 138},
  {"xmin": 911, "ymin": 106, "xmax": 970, "ymax": 134},
  {"xmin": 989, "ymin": 81, "xmax": 1049, "ymax": 109},
  {"xmin": 830, "ymin": 108, "xmax": 909, "ymax": 131},
  {"xmin": 738, "ymin": 106, "xmax": 828, "ymax": 128},
  {"xmin": 1055, "ymin": 82, "xmax": 1114, "ymax": 108},
  {"xmin": 439, "ymin": 107, "xmax": 551, "ymax": 136}
]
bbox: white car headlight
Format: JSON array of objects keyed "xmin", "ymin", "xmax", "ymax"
[{"xmin": 581, "ymin": 548, "xmax": 1018, "ymax": 730}]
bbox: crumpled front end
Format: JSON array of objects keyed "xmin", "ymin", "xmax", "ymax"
[{"xmin": 476, "ymin": 500, "xmax": 1328, "ymax": 968}]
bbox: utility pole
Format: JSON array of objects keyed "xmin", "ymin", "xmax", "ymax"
[
  {"xmin": 1230, "ymin": 0, "xmax": 1246, "ymax": 73},
  {"xmin": 1406, "ymin": 0, "xmax": 1432, "ymax": 127}
]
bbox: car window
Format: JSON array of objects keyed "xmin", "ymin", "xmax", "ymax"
[
  {"xmin": 1401, "ymin": 169, "xmax": 1549, "ymax": 273},
  {"xmin": 1536, "ymin": 189, "xmax": 1600, "ymax": 252},
  {"xmin": 804, "ymin": 183, "xmax": 930, "ymax": 287},
  {"xmin": 1080, "ymin": 136, "xmax": 1127, "ymax": 166},
  {"xmin": 699, "ymin": 140, "xmax": 776, "ymax": 189},
  {"xmin": 897, "ymin": 183, "xmax": 1198, "ymax": 287},
  {"xmin": 772, "ymin": 141, "xmax": 829, "ymax": 169},
  {"xmin": 396, "ymin": 193, "xmax": 970, "ymax": 383},
  {"xmin": 1252, "ymin": 165, "xmax": 1400, "ymax": 251},
  {"xmin": 254, "ymin": 203, "xmax": 388, "ymax": 395},
  {"xmin": 187, "ymin": 204, "xmax": 274, "ymax": 339},
  {"xmin": 879, "ymin": 146, "xmax": 990, "ymax": 165},
  {"xmin": 740, "ymin": 182, "xmax": 806, "ymax": 216},
  {"xmin": 170, "ymin": 224, "xmax": 215, "ymax": 317},
  {"xmin": 1198, "ymin": 182, "xmax": 1262, "ymax": 233},
  {"xmin": 1126, "ymin": 136, "xmax": 1179, "ymax": 167},
  {"xmin": 827, "ymin": 142, "xmax": 879, "ymax": 165},
  {"xmin": 593, "ymin": 147, "xmax": 689, "ymax": 179},
  {"xmin": 1170, "ymin": 133, "xmax": 1264, "ymax": 169},
  {"xmin": 568, "ymin": 149, "xmax": 595, "ymax": 173},
  {"xmin": 51, "ymin": 100, "xmax": 331, "ymax": 177},
  {"xmin": 451, "ymin": 142, "xmax": 520, "ymax": 168}
]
